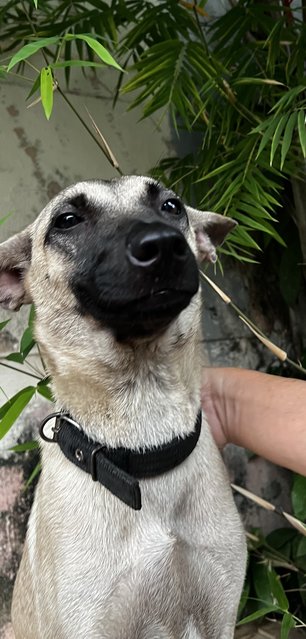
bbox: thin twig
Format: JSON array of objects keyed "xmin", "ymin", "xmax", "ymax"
[
  {"xmin": 85, "ymin": 107, "xmax": 122, "ymax": 173},
  {"xmin": 232, "ymin": 483, "xmax": 306, "ymax": 537},
  {"xmin": 192, "ymin": 0, "xmax": 209, "ymax": 55},
  {"xmin": 0, "ymin": 360, "xmax": 42, "ymax": 380},
  {"xmin": 56, "ymin": 86, "xmax": 122, "ymax": 171},
  {"xmin": 201, "ymin": 271, "xmax": 306, "ymax": 377}
]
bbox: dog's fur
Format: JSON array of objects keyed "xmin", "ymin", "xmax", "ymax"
[{"xmin": 0, "ymin": 176, "xmax": 246, "ymax": 639}]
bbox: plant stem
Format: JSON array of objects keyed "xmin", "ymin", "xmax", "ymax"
[
  {"xmin": 56, "ymin": 85, "xmax": 122, "ymax": 173},
  {"xmin": 0, "ymin": 361, "xmax": 42, "ymax": 380},
  {"xmin": 201, "ymin": 272, "xmax": 306, "ymax": 377},
  {"xmin": 192, "ymin": 1, "xmax": 209, "ymax": 56},
  {"xmin": 20, "ymin": 0, "xmax": 123, "ymax": 175}
]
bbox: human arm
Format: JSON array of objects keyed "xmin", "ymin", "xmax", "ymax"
[{"xmin": 201, "ymin": 367, "xmax": 306, "ymax": 476}]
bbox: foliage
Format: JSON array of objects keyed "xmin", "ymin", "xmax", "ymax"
[
  {"xmin": 1, "ymin": 1, "xmax": 306, "ymax": 259},
  {"xmin": 239, "ymin": 514, "xmax": 306, "ymax": 634},
  {"xmin": 0, "ymin": 306, "xmax": 52, "ymax": 442},
  {"xmin": 119, "ymin": 0, "xmax": 306, "ymax": 262}
]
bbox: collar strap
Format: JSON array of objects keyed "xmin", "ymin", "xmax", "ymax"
[{"xmin": 39, "ymin": 411, "xmax": 202, "ymax": 510}]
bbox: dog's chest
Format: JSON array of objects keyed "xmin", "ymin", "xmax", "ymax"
[{"xmin": 30, "ymin": 432, "xmax": 245, "ymax": 638}]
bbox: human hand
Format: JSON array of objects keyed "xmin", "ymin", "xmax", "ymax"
[{"xmin": 200, "ymin": 368, "xmax": 229, "ymax": 449}]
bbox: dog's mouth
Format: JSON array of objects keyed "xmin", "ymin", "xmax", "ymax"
[{"xmin": 74, "ymin": 283, "xmax": 198, "ymax": 340}]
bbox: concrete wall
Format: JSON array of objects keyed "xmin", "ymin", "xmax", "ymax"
[{"xmin": 0, "ymin": 67, "xmax": 294, "ymax": 633}]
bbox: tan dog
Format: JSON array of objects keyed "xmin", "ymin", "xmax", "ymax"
[{"xmin": 0, "ymin": 176, "xmax": 246, "ymax": 639}]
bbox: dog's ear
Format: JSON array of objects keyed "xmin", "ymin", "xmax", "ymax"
[
  {"xmin": 187, "ymin": 206, "xmax": 237, "ymax": 263},
  {"xmin": 0, "ymin": 227, "xmax": 33, "ymax": 310}
]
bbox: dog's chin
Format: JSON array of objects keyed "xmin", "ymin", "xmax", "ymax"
[
  {"xmin": 112, "ymin": 290, "xmax": 196, "ymax": 341},
  {"xmin": 77, "ymin": 288, "xmax": 198, "ymax": 341}
]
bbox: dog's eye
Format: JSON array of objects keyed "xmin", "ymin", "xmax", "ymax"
[
  {"xmin": 54, "ymin": 213, "xmax": 84, "ymax": 230},
  {"xmin": 161, "ymin": 199, "xmax": 182, "ymax": 216}
]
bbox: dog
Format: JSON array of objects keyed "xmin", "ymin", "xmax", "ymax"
[{"xmin": 0, "ymin": 176, "xmax": 246, "ymax": 639}]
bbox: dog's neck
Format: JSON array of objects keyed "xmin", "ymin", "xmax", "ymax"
[{"xmin": 43, "ymin": 328, "xmax": 203, "ymax": 450}]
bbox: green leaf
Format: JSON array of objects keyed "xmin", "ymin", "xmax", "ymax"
[
  {"xmin": 37, "ymin": 380, "xmax": 53, "ymax": 401},
  {"xmin": 5, "ymin": 353, "xmax": 24, "ymax": 364},
  {"xmin": 297, "ymin": 109, "xmax": 306, "ymax": 158},
  {"xmin": 64, "ymin": 34, "xmax": 122, "ymax": 71},
  {"xmin": 0, "ymin": 319, "xmax": 10, "ymax": 331},
  {"xmin": 281, "ymin": 112, "xmax": 297, "ymax": 169},
  {"xmin": 255, "ymin": 116, "xmax": 282, "ymax": 159},
  {"xmin": 7, "ymin": 37, "xmax": 60, "ymax": 72},
  {"xmin": 33, "ymin": 0, "xmax": 38, "ymax": 7},
  {"xmin": 251, "ymin": 559, "xmax": 288, "ymax": 611},
  {"xmin": 0, "ymin": 388, "xmax": 31, "ymax": 420},
  {"xmin": 296, "ymin": 537, "xmax": 306, "ymax": 571},
  {"xmin": 0, "ymin": 214, "xmax": 10, "ymax": 226},
  {"xmin": 267, "ymin": 567, "xmax": 288, "ymax": 610},
  {"xmin": 237, "ymin": 606, "xmax": 277, "ymax": 626},
  {"xmin": 26, "ymin": 74, "xmax": 41, "ymax": 101},
  {"xmin": 51, "ymin": 60, "xmax": 106, "ymax": 69},
  {"xmin": 25, "ymin": 461, "xmax": 41, "ymax": 488},
  {"xmin": 10, "ymin": 440, "xmax": 39, "ymax": 453},
  {"xmin": 28, "ymin": 305, "xmax": 35, "ymax": 331},
  {"xmin": 40, "ymin": 67, "xmax": 53, "ymax": 120},
  {"xmin": 270, "ymin": 114, "xmax": 289, "ymax": 166},
  {"xmin": 0, "ymin": 386, "xmax": 36, "ymax": 440},
  {"xmin": 20, "ymin": 326, "xmax": 35, "ymax": 359},
  {"xmin": 234, "ymin": 213, "xmax": 286, "ymax": 245},
  {"xmin": 291, "ymin": 474, "xmax": 306, "ymax": 521},
  {"xmin": 280, "ymin": 612, "xmax": 295, "ymax": 639},
  {"xmin": 238, "ymin": 580, "xmax": 250, "ymax": 617}
]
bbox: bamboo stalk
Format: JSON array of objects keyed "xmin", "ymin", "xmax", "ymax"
[
  {"xmin": 201, "ymin": 271, "xmax": 306, "ymax": 377},
  {"xmin": 232, "ymin": 484, "xmax": 306, "ymax": 537}
]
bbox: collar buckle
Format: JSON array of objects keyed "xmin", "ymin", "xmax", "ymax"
[{"xmin": 39, "ymin": 411, "xmax": 67, "ymax": 443}]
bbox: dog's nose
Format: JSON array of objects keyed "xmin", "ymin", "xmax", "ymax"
[{"xmin": 126, "ymin": 222, "xmax": 188, "ymax": 268}]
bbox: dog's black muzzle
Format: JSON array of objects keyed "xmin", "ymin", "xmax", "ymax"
[{"xmin": 72, "ymin": 219, "xmax": 199, "ymax": 340}]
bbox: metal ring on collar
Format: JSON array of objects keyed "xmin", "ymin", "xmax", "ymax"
[{"xmin": 39, "ymin": 411, "xmax": 68, "ymax": 443}]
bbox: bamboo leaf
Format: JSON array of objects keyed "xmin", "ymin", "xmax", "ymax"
[
  {"xmin": 237, "ymin": 606, "xmax": 277, "ymax": 626},
  {"xmin": 10, "ymin": 440, "xmax": 39, "ymax": 453},
  {"xmin": 0, "ymin": 319, "xmax": 10, "ymax": 331},
  {"xmin": 20, "ymin": 326, "xmax": 35, "ymax": 359},
  {"xmin": 25, "ymin": 461, "xmax": 41, "ymax": 488},
  {"xmin": 281, "ymin": 612, "xmax": 295, "ymax": 639},
  {"xmin": 270, "ymin": 114, "xmax": 289, "ymax": 166},
  {"xmin": 197, "ymin": 160, "xmax": 240, "ymax": 181},
  {"xmin": 0, "ymin": 386, "xmax": 36, "ymax": 440},
  {"xmin": 7, "ymin": 37, "xmax": 60, "ymax": 71},
  {"xmin": 5, "ymin": 353, "xmax": 24, "ymax": 363},
  {"xmin": 64, "ymin": 34, "xmax": 122, "ymax": 71},
  {"xmin": 40, "ymin": 67, "xmax": 54, "ymax": 120},
  {"xmin": 281, "ymin": 112, "xmax": 298, "ymax": 169},
  {"xmin": 298, "ymin": 109, "xmax": 306, "ymax": 158},
  {"xmin": 37, "ymin": 380, "xmax": 53, "ymax": 401},
  {"xmin": 234, "ymin": 213, "xmax": 286, "ymax": 245},
  {"xmin": 291, "ymin": 474, "xmax": 306, "ymax": 521},
  {"xmin": 26, "ymin": 74, "xmax": 41, "ymax": 100},
  {"xmin": 267, "ymin": 567, "xmax": 288, "ymax": 610},
  {"xmin": 255, "ymin": 116, "xmax": 282, "ymax": 159},
  {"xmin": 51, "ymin": 60, "xmax": 106, "ymax": 69},
  {"xmin": 233, "ymin": 77, "xmax": 286, "ymax": 87}
]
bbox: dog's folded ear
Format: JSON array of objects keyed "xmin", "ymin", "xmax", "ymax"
[
  {"xmin": 187, "ymin": 206, "xmax": 237, "ymax": 264},
  {"xmin": 0, "ymin": 228, "xmax": 33, "ymax": 310}
]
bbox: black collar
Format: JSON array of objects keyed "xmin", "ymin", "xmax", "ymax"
[{"xmin": 39, "ymin": 411, "xmax": 202, "ymax": 510}]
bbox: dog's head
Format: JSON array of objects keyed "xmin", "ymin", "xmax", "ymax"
[{"xmin": 0, "ymin": 177, "xmax": 235, "ymax": 357}]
